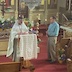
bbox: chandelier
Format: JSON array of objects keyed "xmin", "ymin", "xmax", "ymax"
[{"xmin": 23, "ymin": 0, "xmax": 42, "ymax": 10}]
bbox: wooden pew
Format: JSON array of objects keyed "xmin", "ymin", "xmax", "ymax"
[
  {"xmin": 56, "ymin": 38, "xmax": 72, "ymax": 58},
  {"xmin": 0, "ymin": 62, "xmax": 21, "ymax": 72},
  {"xmin": 0, "ymin": 59, "xmax": 35, "ymax": 72}
]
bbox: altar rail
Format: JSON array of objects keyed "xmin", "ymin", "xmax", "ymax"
[{"xmin": 60, "ymin": 26, "xmax": 72, "ymax": 39}]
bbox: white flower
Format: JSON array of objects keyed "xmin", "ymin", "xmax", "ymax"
[
  {"xmin": 58, "ymin": 57, "xmax": 61, "ymax": 60},
  {"xmin": 2, "ymin": 24, "xmax": 4, "ymax": 26},
  {"xmin": 11, "ymin": 21, "xmax": 13, "ymax": 23},
  {"xmin": 67, "ymin": 58, "xmax": 71, "ymax": 61},
  {"xmin": 7, "ymin": 18, "xmax": 10, "ymax": 21},
  {"xmin": 2, "ymin": 19, "xmax": 5, "ymax": 23},
  {"xmin": 30, "ymin": 28, "xmax": 33, "ymax": 31}
]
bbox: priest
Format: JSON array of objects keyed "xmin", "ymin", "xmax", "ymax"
[{"xmin": 6, "ymin": 17, "xmax": 29, "ymax": 62}]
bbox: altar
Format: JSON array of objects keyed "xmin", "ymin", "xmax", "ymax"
[
  {"xmin": 0, "ymin": 30, "xmax": 39, "ymax": 72},
  {"xmin": 13, "ymin": 34, "xmax": 38, "ymax": 70}
]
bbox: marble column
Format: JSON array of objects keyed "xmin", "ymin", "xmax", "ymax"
[
  {"xmin": 56, "ymin": 12, "xmax": 59, "ymax": 22},
  {"xmin": 44, "ymin": 0, "xmax": 48, "ymax": 24},
  {"xmin": 0, "ymin": 0, "xmax": 1, "ymax": 13},
  {"xmin": 29, "ymin": 9, "xmax": 33, "ymax": 22},
  {"xmin": 68, "ymin": 0, "xmax": 71, "ymax": 11},
  {"xmin": 15, "ymin": 0, "xmax": 18, "ymax": 19}
]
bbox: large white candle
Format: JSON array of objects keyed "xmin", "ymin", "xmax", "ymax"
[{"xmin": 68, "ymin": 0, "xmax": 71, "ymax": 10}]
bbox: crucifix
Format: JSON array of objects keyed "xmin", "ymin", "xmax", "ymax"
[{"xmin": 0, "ymin": 1, "xmax": 6, "ymax": 16}]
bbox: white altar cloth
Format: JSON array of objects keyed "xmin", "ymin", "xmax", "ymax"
[{"xmin": 17, "ymin": 34, "xmax": 38, "ymax": 60}]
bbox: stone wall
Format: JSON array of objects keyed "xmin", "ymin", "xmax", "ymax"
[
  {"xmin": 29, "ymin": 9, "xmax": 57, "ymax": 24},
  {"xmin": 57, "ymin": 0, "xmax": 66, "ymax": 9}
]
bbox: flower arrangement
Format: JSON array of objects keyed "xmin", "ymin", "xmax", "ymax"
[
  {"xmin": 24, "ymin": 18, "xmax": 41, "ymax": 44},
  {"xmin": 37, "ymin": 35, "xmax": 41, "ymax": 44},
  {"xmin": 58, "ymin": 48, "xmax": 66, "ymax": 63},
  {"xmin": 24, "ymin": 18, "xmax": 32, "ymax": 29},
  {"xmin": 0, "ymin": 16, "xmax": 15, "ymax": 29}
]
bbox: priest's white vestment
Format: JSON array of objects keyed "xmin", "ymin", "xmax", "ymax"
[{"xmin": 6, "ymin": 20, "xmax": 28, "ymax": 59}]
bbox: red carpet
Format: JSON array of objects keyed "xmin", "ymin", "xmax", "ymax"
[{"xmin": 0, "ymin": 36, "xmax": 67, "ymax": 72}]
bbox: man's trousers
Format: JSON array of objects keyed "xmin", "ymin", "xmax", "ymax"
[{"xmin": 47, "ymin": 37, "xmax": 57, "ymax": 61}]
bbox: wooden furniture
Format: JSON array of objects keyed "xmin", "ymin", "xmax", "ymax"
[
  {"xmin": 60, "ymin": 24, "xmax": 72, "ymax": 39},
  {"xmin": 0, "ymin": 62, "xmax": 21, "ymax": 72},
  {"xmin": 67, "ymin": 59, "xmax": 72, "ymax": 72},
  {"xmin": 0, "ymin": 34, "xmax": 35, "ymax": 72},
  {"xmin": 0, "ymin": 39, "xmax": 8, "ymax": 55},
  {"xmin": 60, "ymin": 24, "xmax": 72, "ymax": 57},
  {"xmin": 66, "ymin": 40, "xmax": 72, "ymax": 58},
  {"xmin": 56, "ymin": 38, "xmax": 72, "ymax": 58},
  {"xmin": 0, "ymin": 30, "xmax": 10, "ymax": 55},
  {"xmin": 0, "ymin": 39, "xmax": 8, "ymax": 51},
  {"xmin": 15, "ymin": 34, "xmax": 37, "ymax": 72},
  {"xmin": 0, "ymin": 37, "xmax": 34, "ymax": 72},
  {"xmin": 20, "ymin": 58, "xmax": 35, "ymax": 72}
]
